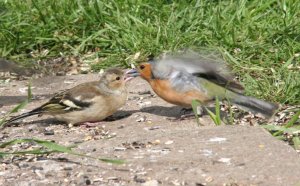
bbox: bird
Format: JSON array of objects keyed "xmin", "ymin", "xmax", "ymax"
[
  {"xmin": 127, "ymin": 51, "xmax": 279, "ymax": 118},
  {"xmin": 4, "ymin": 68, "xmax": 134, "ymax": 127}
]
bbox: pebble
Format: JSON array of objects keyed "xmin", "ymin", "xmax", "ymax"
[
  {"xmin": 138, "ymin": 90, "xmax": 152, "ymax": 95},
  {"xmin": 138, "ymin": 101, "xmax": 152, "ymax": 107},
  {"xmin": 31, "ymin": 166, "xmax": 44, "ymax": 171},
  {"xmin": 114, "ymin": 147, "xmax": 127, "ymax": 151},
  {"xmin": 141, "ymin": 180, "xmax": 159, "ymax": 186},
  {"xmin": 43, "ymin": 129, "xmax": 55, "ymax": 135},
  {"xmin": 145, "ymin": 126, "xmax": 160, "ymax": 131},
  {"xmin": 164, "ymin": 140, "xmax": 174, "ymax": 145},
  {"xmin": 136, "ymin": 116, "xmax": 147, "ymax": 122},
  {"xmin": 205, "ymin": 176, "xmax": 213, "ymax": 182},
  {"xmin": 218, "ymin": 158, "xmax": 231, "ymax": 165},
  {"xmin": 63, "ymin": 167, "xmax": 73, "ymax": 171},
  {"xmin": 152, "ymin": 140, "xmax": 161, "ymax": 145},
  {"xmin": 107, "ymin": 177, "xmax": 119, "ymax": 180}
]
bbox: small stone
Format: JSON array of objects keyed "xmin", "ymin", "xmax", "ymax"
[
  {"xmin": 218, "ymin": 158, "xmax": 231, "ymax": 165},
  {"xmin": 118, "ymin": 125, "xmax": 125, "ymax": 129},
  {"xmin": 205, "ymin": 176, "xmax": 213, "ymax": 182},
  {"xmin": 19, "ymin": 163, "xmax": 30, "ymax": 169},
  {"xmin": 31, "ymin": 166, "xmax": 43, "ymax": 171},
  {"xmin": 279, "ymin": 113, "xmax": 286, "ymax": 120},
  {"xmin": 114, "ymin": 147, "xmax": 127, "ymax": 151},
  {"xmin": 63, "ymin": 80, "xmax": 75, "ymax": 84},
  {"xmin": 171, "ymin": 179, "xmax": 180, "ymax": 186},
  {"xmin": 141, "ymin": 180, "xmax": 159, "ymax": 186},
  {"xmin": 107, "ymin": 177, "xmax": 119, "ymax": 180},
  {"xmin": 138, "ymin": 90, "xmax": 152, "ymax": 95},
  {"xmin": 36, "ymin": 156, "xmax": 47, "ymax": 161},
  {"xmin": 134, "ymin": 175, "xmax": 146, "ymax": 183},
  {"xmin": 43, "ymin": 129, "xmax": 54, "ymax": 135},
  {"xmin": 208, "ymin": 137, "xmax": 227, "ymax": 142},
  {"xmin": 136, "ymin": 116, "xmax": 147, "ymax": 122},
  {"xmin": 152, "ymin": 140, "xmax": 161, "ymax": 145},
  {"xmin": 85, "ymin": 179, "xmax": 91, "ymax": 185},
  {"xmin": 164, "ymin": 140, "xmax": 174, "ymax": 145},
  {"xmin": 145, "ymin": 126, "xmax": 160, "ymax": 131},
  {"xmin": 63, "ymin": 167, "xmax": 73, "ymax": 171}
]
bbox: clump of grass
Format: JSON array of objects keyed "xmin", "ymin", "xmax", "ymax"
[
  {"xmin": 262, "ymin": 111, "xmax": 300, "ymax": 150},
  {"xmin": 0, "ymin": 0, "xmax": 299, "ymax": 105},
  {"xmin": 192, "ymin": 98, "xmax": 222, "ymax": 126}
]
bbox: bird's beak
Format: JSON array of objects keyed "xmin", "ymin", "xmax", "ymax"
[
  {"xmin": 124, "ymin": 69, "xmax": 140, "ymax": 82},
  {"xmin": 126, "ymin": 69, "xmax": 140, "ymax": 77}
]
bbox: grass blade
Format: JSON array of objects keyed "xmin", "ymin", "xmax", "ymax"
[
  {"xmin": 0, "ymin": 83, "xmax": 32, "ymax": 128},
  {"xmin": 272, "ymin": 110, "xmax": 300, "ymax": 136},
  {"xmin": 0, "ymin": 138, "xmax": 125, "ymax": 164},
  {"xmin": 0, "ymin": 149, "xmax": 55, "ymax": 158},
  {"xmin": 285, "ymin": 110, "xmax": 300, "ymax": 128},
  {"xmin": 215, "ymin": 97, "xmax": 221, "ymax": 125},
  {"xmin": 99, "ymin": 158, "xmax": 125, "ymax": 164},
  {"xmin": 292, "ymin": 137, "xmax": 300, "ymax": 150},
  {"xmin": 191, "ymin": 100, "xmax": 201, "ymax": 126}
]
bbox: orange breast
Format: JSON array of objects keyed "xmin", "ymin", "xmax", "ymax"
[{"xmin": 149, "ymin": 79, "xmax": 210, "ymax": 107}]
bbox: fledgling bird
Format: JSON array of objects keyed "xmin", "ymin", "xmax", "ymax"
[
  {"xmin": 5, "ymin": 68, "xmax": 133, "ymax": 126},
  {"xmin": 128, "ymin": 51, "xmax": 279, "ymax": 118}
]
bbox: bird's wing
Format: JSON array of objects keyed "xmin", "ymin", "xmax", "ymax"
[
  {"xmin": 37, "ymin": 82, "xmax": 103, "ymax": 113},
  {"xmin": 153, "ymin": 51, "xmax": 245, "ymax": 94}
]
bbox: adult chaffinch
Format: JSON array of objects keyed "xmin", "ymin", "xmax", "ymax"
[
  {"xmin": 128, "ymin": 51, "xmax": 279, "ymax": 118},
  {"xmin": 5, "ymin": 68, "xmax": 133, "ymax": 126}
]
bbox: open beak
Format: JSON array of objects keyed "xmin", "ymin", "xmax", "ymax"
[{"xmin": 124, "ymin": 69, "xmax": 140, "ymax": 82}]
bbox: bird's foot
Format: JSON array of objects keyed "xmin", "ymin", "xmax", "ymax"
[
  {"xmin": 68, "ymin": 121, "xmax": 102, "ymax": 128},
  {"xmin": 80, "ymin": 121, "xmax": 103, "ymax": 128},
  {"xmin": 167, "ymin": 106, "xmax": 204, "ymax": 121}
]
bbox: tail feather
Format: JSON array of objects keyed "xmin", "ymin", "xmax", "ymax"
[
  {"xmin": 4, "ymin": 108, "xmax": 42, "ymax": 125},
  {"xmin": 230, "ymin": 95, "xmax": 279, "ymax": 118}
]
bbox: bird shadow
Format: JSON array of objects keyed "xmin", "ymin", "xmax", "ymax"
[
  {"xmin": 140, "ymin": 105, "xmax": 234, "ymax": 121},
  {"xmin": 140, "ymin": 105, "xmax": 183, "ymax": 118},
  {"xmin": 5, "ymin": 109, "xmax": 139, "ymax": 128},
  {"xmin": 103, "ymin": 110, "xmax": 139, "ymax": 122}
]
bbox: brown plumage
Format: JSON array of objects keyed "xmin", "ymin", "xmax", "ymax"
[{"xmin": 5, "ymin": 68, "xmax": 132, "ymax": 126}]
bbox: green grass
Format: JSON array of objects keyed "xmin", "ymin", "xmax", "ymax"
[
  {"xmin": 263, "ymin": 110, "xmax": 300, "ymax": 150},
  {"xmin": 0, "ymin": 0, "xmax": 299, "ymax": 104},
  {"xmin": 0, "ymin": 83, "xmax": 32, "ymax": 128},
  {"xmin": 192, "ymin": 98, "xmax": 222, "ymax": 126},
  {"xmin": 0, "ymin": 138, "xmax": 125, "ymax": 164}
]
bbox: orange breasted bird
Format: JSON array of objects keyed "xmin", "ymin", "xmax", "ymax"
[
  {"xmin": 5, "ymin": 68, "xmax": 133, "ymax": 126},
  {"xmin": 127, "ymin": 51, "xmax": 278, "ymax": 118}
]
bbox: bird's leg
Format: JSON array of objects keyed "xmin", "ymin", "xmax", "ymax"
[
  {"xmin": 68, "ymin": 121, "xmax": 103, "ymax": 128},
  {"xmin": 168, "ymin": 106, "xmax": 204, "ymax": 121},
  {"xmin": 180, "ymin": 106, "xmax": 204, "ymax": 119},
  {"xmin": 80, "ymin": 121, "xmax": 103, "ymax": 128},
  {"xmin": 180, "ymin": 108, "xmax": 193, "ymax": 115}
]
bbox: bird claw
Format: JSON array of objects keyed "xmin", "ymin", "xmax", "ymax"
[
  {"xmin": 167, "ymin": 106, "xmax": 204, "ymax": 121},
  {"xmin": 73, "ymin": 122, "xmax": 103, "ymax": 128}
]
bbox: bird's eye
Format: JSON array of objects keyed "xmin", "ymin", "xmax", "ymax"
[
  {"xmin": 116, "ymin": 76, "xmax": 120, "ymax": 80},
  {"xmin": 140, "ymin": 65, "xmax": 145, "ymax": 70}
]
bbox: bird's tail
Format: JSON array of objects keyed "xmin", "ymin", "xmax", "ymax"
[
  {"xmin": 4, "ymin": 108, "xmax": 43, "ymax": 125},
  {"xmin": 229, "ymin": 94, "xmax": 279, "ymax": 118}
]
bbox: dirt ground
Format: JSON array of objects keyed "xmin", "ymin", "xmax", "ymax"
[{"xmin": 1, "ymin": 74, "xmax": 300, "ymax": 186}]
